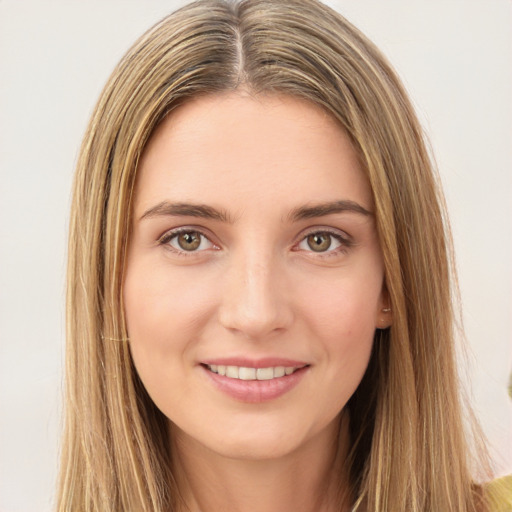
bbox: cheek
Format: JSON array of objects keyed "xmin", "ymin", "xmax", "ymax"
[
  {"xmin": 124, "ymin": 261, "xmax": 216, "ymax": 344},
  {"xmin": 122, "ymin": 262, "xmax": 215, "ymax": 401},
  {"xmin": 296, "ymin": 269, "xmax": 382, "ymax": 398},
  {"xmin": 302, "ymin": 272, "xmax": 382, "ymax": 341}
]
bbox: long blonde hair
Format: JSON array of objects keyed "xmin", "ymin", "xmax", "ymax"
[{"xmin": 58, "ymin": 1, "xmax": 490, "ymax": 510}]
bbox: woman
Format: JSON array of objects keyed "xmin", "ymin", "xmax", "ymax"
[{"xmin": 57, "ymin": 0, "xmax": 508, "ymax": 510}]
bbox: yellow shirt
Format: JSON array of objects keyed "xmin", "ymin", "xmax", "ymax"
[{"xmin": 487, "ymin": 475, "xmax": 512, "ymax": 512}]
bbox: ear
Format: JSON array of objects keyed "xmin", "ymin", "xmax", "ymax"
[{"xmin": 375, "ymin": 287, "xmax": 392, "ymax": 329}]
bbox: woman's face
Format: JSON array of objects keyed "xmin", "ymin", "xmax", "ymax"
[{"xmin": 124, "ymin": 93, "xmax": 390, "ymax": 460}]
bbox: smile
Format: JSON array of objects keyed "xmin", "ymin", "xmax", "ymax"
[
  {"xmin": 205, "ymin": 364, "xmax": 302, "ymax": 381},
  {"xmin": 202, "ymin": 362, "xmax": 309, "ymax": 403}
]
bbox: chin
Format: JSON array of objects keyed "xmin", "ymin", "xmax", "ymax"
[
  {"xmin": 170, "ymin": 411, "xmax": 341, "ymax": 463},
  {"xmin": 212, "ymin": 432, "xmax": 303, "ymax": 461}
]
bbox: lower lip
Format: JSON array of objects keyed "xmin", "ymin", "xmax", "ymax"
[{"xmin": 201, "ymin": 365, "xmax": 309, "ymax": 403}]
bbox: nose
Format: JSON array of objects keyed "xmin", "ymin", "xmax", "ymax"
[{"xmin": 218, "ymin": 250, "xmax": 293, "ymax": 340}]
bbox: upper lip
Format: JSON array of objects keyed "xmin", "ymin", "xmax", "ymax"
[{"xmin": 200, "ymin": 357, "xmax": 309, "ymax": 369}]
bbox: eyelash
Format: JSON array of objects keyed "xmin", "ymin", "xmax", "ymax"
[
  {"xmin": 296, "ymin": 229, "xmax": 352, "ymax": 258},
  {"xmin": 158, "ymin": 228, "xmax": 217, "ymax": 257},
  {"xmin": 158, "ymin": 227, "xmax": 352, "ymax": 258}
]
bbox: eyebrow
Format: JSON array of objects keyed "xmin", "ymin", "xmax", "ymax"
[
  {"xmin": 287, "ymin": 200, "xmax": 373, "ymax": 222},
  {"xmin": 139, "ymin": 201, "xmax": 233, "ymax": 223},
  {"xmin": 139, "ymin": 199, "xmax": 372, "ymax": 224}
]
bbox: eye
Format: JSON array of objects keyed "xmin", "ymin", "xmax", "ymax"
[
  {"xmin": 160, "ymin": 229, "xmax": 215, "ymax": 253},
  {"xmin": 297, "ymin": 230, "xmax": 348, "ymax": 254}
]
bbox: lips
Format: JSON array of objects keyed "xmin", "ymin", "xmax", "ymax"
[{"xmin": 200, "ymin": 358, "xmax": 309, "ymax": 403}]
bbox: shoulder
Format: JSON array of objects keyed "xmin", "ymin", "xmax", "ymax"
[{"xmin": 486, "ymin": 475, "xmax": 512, "ymax": 512}]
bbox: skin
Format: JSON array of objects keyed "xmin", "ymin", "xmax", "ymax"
[{"xmin": 124, "ymin": 92, "xmax": 391, "ymax": 512}]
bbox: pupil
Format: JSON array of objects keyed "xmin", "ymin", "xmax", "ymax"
[
  {"xmin": 308, "ymin": 233, "xmax": 331, "ymax": 252},
  {"xmin": 178, "ymin": 232, "xmax": 201, "ymax": 250}
]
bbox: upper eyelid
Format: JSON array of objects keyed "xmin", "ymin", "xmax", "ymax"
[
  {"xmin": 296, "ymin": 226, "xmax": 352, "ymax": 242},
  {"xmin": 295, "ymin": 230, "xmax": 351, "ymax": 250},
  {"xmin": 157, "ymin": 225, "xmax": 352, "ymax": 250},
  {"xmin": 158, "ymin": 226, "xmax": 215, "ymax": 243}
]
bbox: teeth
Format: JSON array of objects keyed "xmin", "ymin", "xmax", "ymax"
[
  {"xmin": 274, "ymin": 366, "xmax": 285, "ymax": 378},
  {"xmin": 239, "ymin": 367, "xmax": 256, "ymax": 380},
  {"xmin": 226, "ymin": 366, "xmax": 239, "ymax": 378},
  {"xmin": 256, "ymin": 367, "xmax": 274, "ymax": 380},
  {"xmin": 206, "ymin": 364, "xmax": 301, "ymax": 380}
]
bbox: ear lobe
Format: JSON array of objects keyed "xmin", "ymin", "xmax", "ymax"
[
  {"xmin": 376, "ymin": 286, "xmax": 392, "ymax": 329},
  {"xmin": 377, "ymin": 306, "xmax": 393, "ymax": 329}
]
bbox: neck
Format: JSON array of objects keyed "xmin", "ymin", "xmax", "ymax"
[{"xmin": 171, "ymin": 413, "xmax": 352, "ymax": 512}]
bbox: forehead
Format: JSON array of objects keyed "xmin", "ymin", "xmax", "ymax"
[{"xmin": 135, "ymin": 93, "xmax": 372, "ymax": 215}]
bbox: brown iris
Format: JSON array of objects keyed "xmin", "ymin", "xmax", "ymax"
[
  {"xmin": 177, "ymin": 231, "xmax": 201, "ymax": 251},
  {"xmin": 307, "ymin": 233, "xmax": 332, "ymax": 252}
]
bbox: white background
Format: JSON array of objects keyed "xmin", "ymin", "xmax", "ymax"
[{"xmin": 0, "ymin": 1, "xmax": 510, "ymax": 510}]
